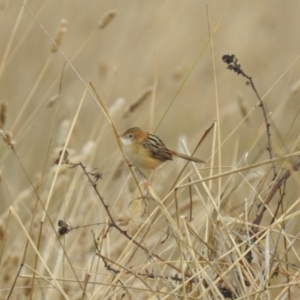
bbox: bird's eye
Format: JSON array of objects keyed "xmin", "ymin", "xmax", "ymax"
[{"xmin": 129, "ymin": 134, "xmax": 133, "ymax": 138}]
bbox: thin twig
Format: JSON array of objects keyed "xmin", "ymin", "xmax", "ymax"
[
  {"xmin": 222, "ymin": 54, "xmax": 277, "ymax": 180},
  {"xmin": 68, "ymin": 162, "xmax": 187, "ymax": 276}
]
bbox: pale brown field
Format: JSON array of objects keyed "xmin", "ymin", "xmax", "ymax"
[{"xmin": 1, "ymin": 1, "xmax": 300, "ymax": 299}]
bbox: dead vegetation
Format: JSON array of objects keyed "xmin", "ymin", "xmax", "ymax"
[{"xmin": 1, "ymin": 1, "xmax": 300, "ymax": 299}]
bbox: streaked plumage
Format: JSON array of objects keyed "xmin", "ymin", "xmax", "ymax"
[{"xmin": 119, "ymin": 127, "xmax": 205, "ymax": 171}]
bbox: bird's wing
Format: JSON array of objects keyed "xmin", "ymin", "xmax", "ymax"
[{"xmin": 143, "ymin": 134, "xmax": 173, "ymax": 161}]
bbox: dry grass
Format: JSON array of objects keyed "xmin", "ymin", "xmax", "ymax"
[{"xmin": 1, "ymin": 1, "xmax": 300, "ymax": 299}]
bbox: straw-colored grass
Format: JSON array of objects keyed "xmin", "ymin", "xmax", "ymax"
[{"xmin": 1, "ymin": 1, "xmax": 300, "ymax": 299}]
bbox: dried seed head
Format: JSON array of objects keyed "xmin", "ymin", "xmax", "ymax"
[
  {"xmin": 58, "ymin": 219, "xmax": 71, "ymax": 235},
  {"xmin": 108, "ymin": 97, "xmax": 125, "ymax": 117},
  {"xmin": 47, "ymin": 94, "xmax": 59, "ymax": 108},
  {"xmin": 54, "ymin": 149, "xmax": 69, "ymax": 165},
  {"xmin": 51, "ymin": 18, "xmax": 67, "ymax": 53},
  {"xmin": 99, "ymin": 10, "xmax": 117, "ymax": 29},
  {"xmin": 130, "ymin": 196, "xmax": 143, "ymax": 219},
  {"xmin": 0, "ymin": 101, "xmax": 7, "ymax": 128},
  {"xmin": 123, "ymin": 87, "xmax": 152, "ymax": 118},
  {"xmin": 81, "ymin": 140, "xmax": 95, "ymax": 156},
  {"xmin": 0, "ymin": 130, "xmax": 15, "ymax": 148},
  {"xmin": 117, "ymin": 214, "xmax": 130, "ymax": 226}
]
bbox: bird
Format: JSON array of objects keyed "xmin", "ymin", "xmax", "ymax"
[{"xmin": 119, "ymin": 127, "xmax": 205, "ymax": 183}]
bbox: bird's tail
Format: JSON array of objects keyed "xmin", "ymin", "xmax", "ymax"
[{"xmin": 172, "ymin": 151, "xmax": 205, "ymax": 164}]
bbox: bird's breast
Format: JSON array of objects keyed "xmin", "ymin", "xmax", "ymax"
[{"xmin": 124, "ymin": 143, "xmax": 162, "ymax": 170}]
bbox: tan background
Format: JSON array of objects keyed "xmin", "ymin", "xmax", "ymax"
[
  {"xmin": 1, "ymin": 0, "xmax": 299, "ymax": 206},
  {"xmin": 1, "ymin": 1, "xmax": 300, "ymax": 179},
  {"xmin": 1, "ymin": 1, "xmax": 300, "ymax": 298}
]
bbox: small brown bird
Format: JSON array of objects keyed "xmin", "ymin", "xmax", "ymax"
[{"xmin": 119, "ymin": 127, "xmax": 205, "ymax": 173}]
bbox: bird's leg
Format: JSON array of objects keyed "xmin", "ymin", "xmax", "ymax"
[{"xmin": 140, "ymin": 169, "xmax": 155, "ymax": 189}]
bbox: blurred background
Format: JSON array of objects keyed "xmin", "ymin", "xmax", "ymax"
[
  {"xmin": 1, "ymin": 1, "xmax": 300, "ymax": 298},
  {"xmin": 1, "ymin": 1, "xmax": 300, "ymax": 190}
]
